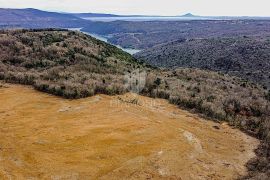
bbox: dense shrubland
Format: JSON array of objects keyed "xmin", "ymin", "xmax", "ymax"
[
  {"xmin": 0, "ymin": 29, "xmax": 269, "ymax": 179},
  {"xmin": 82, "ymin": 20, "xmax": 270, "ymax": 49},
  {"xmin": 135, "ymin": 37, "xmax": 270, "ymax": 89},
  {"xmin": 0, "ymin": 29, "xmax": 145, "ymax": 98},
  {"xmin": 142, "ymin": 69, "xmax": 270, "ymax": 179}
]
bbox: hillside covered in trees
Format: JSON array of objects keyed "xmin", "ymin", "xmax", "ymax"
[
  {"xmin": 0, "ymin": 29, "xmax": 145, "ymax": 98},
  {"xmin": 135, "ymin": 37, "xmax": 270, "ymax": 89},
  {"xmin": 82, "ymin": 20, "xmax": 270, "ymax": 49},
  {"xmin": 0, "ymin": 30, "xmax": 269, "ymax": 179}
]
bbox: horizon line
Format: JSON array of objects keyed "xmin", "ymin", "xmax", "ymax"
[{"xmin": 1, "ymin": 7, "xmax": 270, "ymax": 18}]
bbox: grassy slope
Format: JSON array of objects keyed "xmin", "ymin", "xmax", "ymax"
[{"xmin": 0, "ymin": 29, "xmax": 269, "ymax": 179}]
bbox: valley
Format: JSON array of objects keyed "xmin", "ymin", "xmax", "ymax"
[
  {"xmin": 81, "ymin": 20, "xmax": 270, "ymax": 49},
  {"xmin": 135, "ymin": 37, "xmax": 270, "ymax": 88},
  {"xmin": 83, "ymin": 32, "xmax": 141, "ymax": 55},
  {"xmin": 0, "ymin": 9, "xmax": 270, "ymax": 179}
]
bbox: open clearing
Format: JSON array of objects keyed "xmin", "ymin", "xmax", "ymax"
[{"xmin": 0, "ymin": 84, "xmax": 259, "ymax": 179}]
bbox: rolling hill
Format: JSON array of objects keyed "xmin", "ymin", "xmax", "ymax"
[
  {"xmin": 1, "ymin": 8, "xmax": 270, "ymax": 52},
  {"xmin": 73, "ymin": 12, "xmax": 120, "ymax": 18},
  {"xmin": 135, "ymin": 37, "xmax": 270, "ymax": 89},
  {"xmin": 0, "ymin": 8, "xmax": 80, "ymax": 21},
  {"xmin": 0, "ymin": 29, "xmax": 269, "ymax": 179},
  {"xmin": 0, "ymin": 8, "xmax": 85, "ymax": 28},
  {"xmin": 0, "ymin": 29, "xmax": 144, "ymax": 98},
  {"xmin": 82, "ymin": 20, "xmax": 270, "ymax": 49}
]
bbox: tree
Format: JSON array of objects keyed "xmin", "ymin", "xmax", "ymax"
[{"xmin": 154, "ymin": 77, "xmax": 161, "ymax": 94}]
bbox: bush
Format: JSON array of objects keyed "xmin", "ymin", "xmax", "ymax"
[
  {"xmin": 265, "ymin": 91, "xmax": 270, "ymax": 101},
  {"xmin": 0, "ymin": 29, "xmax": 140, "ymax": 99},
  {"xmin": 223, "ymin": 99, "xmax": 241, "ymax": 117}
]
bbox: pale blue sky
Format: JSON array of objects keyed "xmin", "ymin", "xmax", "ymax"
[{"xmin": 0, "ymin": 0, "xmax": 270, "ymax": 16}]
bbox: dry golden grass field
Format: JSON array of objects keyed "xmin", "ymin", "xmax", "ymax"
[{"xmin": 0, "ymin": 84, "xmax": 259, "ymax": 179}]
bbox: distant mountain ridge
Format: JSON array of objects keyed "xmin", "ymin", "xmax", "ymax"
[
  {"xmin": 73, "ymin": 13, "xmax": 120, "ymax": 18},
  {"xmin": 0, "ymin": 8, "xmax": 85, "ymax": 28},
  {"xmin": 0, "ymin": 8, "xmax": 270, "ymax": 22},
  {"xmin": 180, "ymin": 13, "xmax": 197, "ymax": 17},
  {"xmin": 0, "ymin": 8, "xmax": 80, "ymax": 21}
]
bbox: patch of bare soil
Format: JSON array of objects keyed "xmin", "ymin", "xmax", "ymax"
[{"xmin": 0, "ymin": 84, "xmax": 259, "ymax": 179}]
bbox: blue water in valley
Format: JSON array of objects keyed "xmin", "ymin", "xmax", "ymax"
[{"xmin": 68, "ymin": 28, "xmax": 141, "ymax": 55}]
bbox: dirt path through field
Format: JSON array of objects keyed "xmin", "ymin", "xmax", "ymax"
[{"xmin": 0, "ymin": 84, "xmax": 259, "ymax": 179}]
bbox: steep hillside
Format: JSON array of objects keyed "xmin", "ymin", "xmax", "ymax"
[
  {"xmin": 135, "ymin": 37, "xmax": 270, "ymax": 88},
  {"xmin": 0, "ymin": 29, "xmax": 144, "ymax": 98}
]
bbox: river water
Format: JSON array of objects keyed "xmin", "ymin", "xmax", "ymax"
[
  {"xmin": 68, "ymin": 28, "xmax": 141, "ymax": 55},
  {"xmin": 85, "ymin": 32, "xmax": 141, "ymax": 55}
]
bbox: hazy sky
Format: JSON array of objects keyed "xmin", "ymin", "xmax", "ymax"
[{"xmin": 0, "ymin": 0, "xmax": 270, "ymax": 16}]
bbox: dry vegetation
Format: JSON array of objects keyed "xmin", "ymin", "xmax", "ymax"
[
  {"xmin": 0, "ymin": 29, "xmax": 269, "ymax": 179},
  {"xmin": 0, "ymin": 85, "xmax": 259, "ymax": 179},
  {"xmin": 82, "ymin": 20, "xmax": 270, "ymax": 49},
  {"xmin": 0, "ymin": 29, "xmax": 146, "ymax": 98},
  {"xmin": 135, "ymin": 37, "xmax": 270, "ymax": 89},
  {"xmin": 142, "ymin": 69, "xmax": 270, "ymax": 179}
]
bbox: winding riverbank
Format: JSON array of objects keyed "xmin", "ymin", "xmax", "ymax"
[{"xmin": 68, "ymin": 28, "xmax": 141, "ymax": 54}]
